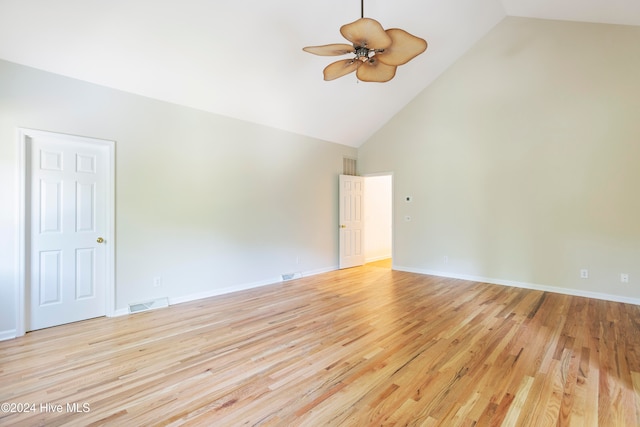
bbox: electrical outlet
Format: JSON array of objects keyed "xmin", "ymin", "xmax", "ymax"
[
  {"xmin": 621, "ymin": 273, "xmax": 629, "ymax": 283},
  {"xmin": 444, "ymin": 255, "xmax": 449, "ymax": 264},
  {"xmin": 153, "ymin": 277, "xmax": 162, "ymax": 287},
  {"xmin": 580, "ymin": 269, "xmax": 589, "ymax": 279}
]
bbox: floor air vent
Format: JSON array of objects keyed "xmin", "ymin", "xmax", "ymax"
[
  {"xmin": 281, "ymin": 272, "xmax": 302, "ymax": 281},
  {"xmin": 128, "ymin": 297, "xmax": 169, "ymax": 313}
]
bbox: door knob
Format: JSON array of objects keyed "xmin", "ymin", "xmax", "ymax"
[
  {"xmin": 97, "ymin": 237, "xmax": 105, "ymax": 243},
  {"xmin": 340, "ymin": 225, "xmax": 346, "ymax": 228}
]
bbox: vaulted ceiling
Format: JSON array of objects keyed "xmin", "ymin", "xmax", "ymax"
[{"xmin": 1, "ymin": 0, "xmax": 639, "ymax": 147}]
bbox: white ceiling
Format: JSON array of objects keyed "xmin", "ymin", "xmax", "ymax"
[{"xmin": 1, "ymin": 0, "xmax": 639, "ymax": 147}]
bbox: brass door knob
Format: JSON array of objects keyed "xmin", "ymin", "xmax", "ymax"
[
  {"xmin": 340, "ymin": 225, "xmax": 346, "ymax": 228},
  {"xmin": 97, "ymin": 237, "xmax": 105, "ymax": 243}
]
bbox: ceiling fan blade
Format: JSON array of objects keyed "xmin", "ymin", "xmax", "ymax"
[
  {"xmin": 356, "ymin": 59, "xmax": 397, "ymax": 82},
  {"xmin": 323, "ymin": 59, "xmax": 360, "ymax": 81},
  {"xmin": 376, "ymin": 29, "xmax": 428, "ymax": 66},
  {"xmin": 303, "ymin": 43, "xmax": 356, "ymax": 56},
  {"xmin": 340, "ymin": 18, "xmax": 392, "ymax": 49}
]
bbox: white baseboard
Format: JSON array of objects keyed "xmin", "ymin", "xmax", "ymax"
[
  {"xmin": 111, "ymin": 308, "xmax": 129, "ymax": 317},
  {"xmin": 393, "ymin": 265, "xmax": 640, "ymax": 306},
  {"xmin": 303, "ymin": 265, "xmax": 340, "ymax": 277},
  {"xmin": 12, "ymin": 264, "xmax": 635, "ymax": 340},
  {"xmin": 170, "ymin": 276, "xmax": 282, "ymax": 306},
  {"xmin": 171, "ymin": 265, "xmax": 339, "ymax": 306},
  {"xmin": 0, "ymin": 329, "xmax": 17, "ymax": 341},
  {"xmin": 111, "ymin": 265, "xmax": 341, "ymax": 315}
]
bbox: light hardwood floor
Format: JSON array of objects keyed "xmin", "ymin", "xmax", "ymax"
[{"xmin": 1, "ymin": 263, "xmax": 639, "ymax": 426}]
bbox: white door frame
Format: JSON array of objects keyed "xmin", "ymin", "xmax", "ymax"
[{"xmin": 16, "ymin": 128, "xmax": 116, "ymax": 336}]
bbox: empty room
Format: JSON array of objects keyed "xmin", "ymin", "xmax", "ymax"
[{"xmin": 1, "ymin": 0, "xmax": 639, "ymax": 425}]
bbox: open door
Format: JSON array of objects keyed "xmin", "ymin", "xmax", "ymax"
[{"xmin": 339, "ymin": 174, "xmax": 365, "ymax": 269}]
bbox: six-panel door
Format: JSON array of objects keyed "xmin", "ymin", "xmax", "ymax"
[{"xmin": 29, "ymin": 134, "xmax": 107, "ymax": 330}]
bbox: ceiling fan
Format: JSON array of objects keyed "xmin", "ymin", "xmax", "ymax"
[{"xmin": 303, "ymin": 0, "xmax": 427, "ymax": 82}]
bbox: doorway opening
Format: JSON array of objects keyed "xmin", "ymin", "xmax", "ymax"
[{"xmin": 364, "ymin": 174, "xmax": 393, "ymax": 269}]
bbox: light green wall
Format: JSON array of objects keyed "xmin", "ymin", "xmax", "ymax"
[
  {"xmin": 2, "ymin": 16, "xmax": 639, "ymax": 338},
  {"xmin": 0, "ymin": 59, "xmax": 356, "ymax": 336},
  {"xmin": 359, "ymin": 17, "xmax": 640, "ymax": 301}
]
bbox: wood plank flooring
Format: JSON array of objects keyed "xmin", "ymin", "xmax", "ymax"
[{"xmin": 1, "ymin": 263, "xmax": 640, "ymax": 426}]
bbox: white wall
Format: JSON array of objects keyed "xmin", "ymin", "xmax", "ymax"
[
  {"xmin": 358, "ymin": 17, "xmax": 640, "ymax": 303},
  {"xmin": 364, "ymin": 175, "xmax": 392, "ymax": 262},
  {"xmin": 0, "ymin": 59, "xmax": 356, "ymax": 338}
]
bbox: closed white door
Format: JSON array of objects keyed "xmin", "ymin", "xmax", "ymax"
[
  {"xmin": 339, "ymin": 174, "xmax": 365, "ymax": 269},
  {"xmin": 27, "ymin": 131, "xmax": 109, "ymax": 330}
]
